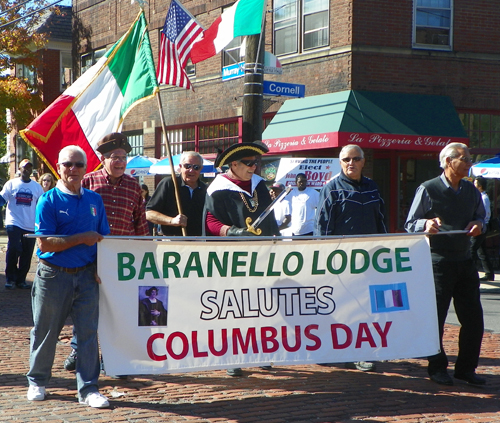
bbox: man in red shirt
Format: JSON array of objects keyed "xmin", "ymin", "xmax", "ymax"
[{"xmin": 64, "ymin": 132, "xmax": 148, "ymax": 372}]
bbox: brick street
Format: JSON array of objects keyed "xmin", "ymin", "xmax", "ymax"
[{"xmin": 1, "ymin": 248, "xmax": 499, "ymax": 423}]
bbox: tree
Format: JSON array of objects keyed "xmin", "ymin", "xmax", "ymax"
[{"xmin": 0, "ymin": 0, "xmax": 53, "ymax": 137}]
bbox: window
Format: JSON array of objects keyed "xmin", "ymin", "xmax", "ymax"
[
  {"xmin": 80, "ymin": 48, "xmax": 106, "ymax": 74},
  {"xmin": 413, "ymin": 0, "xmax": 453, "ymax": 50},
  {"xmin": 125, "ymin": 132, "xmax": 144, "ymax": 156},
  {"xmin": 223, "ymin": 36, "xmax": 244, "ymax": 67},
  {"xmin": 161, "ymin": 128, "xmax": 195, "ymax": 157},
  {"xmin": 61, "ymin": 51, "xmax": 73, "ymax": 90},
  {"xmin": 15, "ymin": 64, "xmax": 36, "ymax": 86},
  {"xmin": 460, "ymin": 113, "xmax": 500, "ymax": 150},
  {"xmin": 273, "ymin": 0, "xmax": 328, "ymax": 56}
]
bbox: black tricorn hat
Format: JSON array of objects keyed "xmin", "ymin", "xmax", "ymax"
[
  {"xmin": 215, "ymin": 141, "xmax": 269, "ymax": 168},
  {"xmin": 96, "ymin": 133, "xmax": 132, "ymax": 154}
]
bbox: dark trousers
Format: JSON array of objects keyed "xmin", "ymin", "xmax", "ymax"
[
  {"xmin": 5, "ymin": 225, "xmax": 36, "ymax": 285},
  {"xmin": 470, "ymin": 233, "xmax": 494, "ymax": 277},
  {"xmin": 428, "ymin": 258, "xmax": 484, "ymax": 375}
]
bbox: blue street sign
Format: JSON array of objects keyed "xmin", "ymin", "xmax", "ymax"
[
  {"xmin": 263, "ymin": 81, "xmax": 305, "ymax": 98},
  {"xmin": 222, "ymin": 62, "xmax": 245, "ymax": 81}
]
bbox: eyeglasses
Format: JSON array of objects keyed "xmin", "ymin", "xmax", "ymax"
[
  {"xmin": 239, "ymin": 159, "xmax": 259, "ymax": 167},
  {"xmin": 60, "ymin": 161, "xmax": 85, "ymax": 168},
  {"xmin": 457, "ymin": 156, "xmax": 473, "ymax": 164},
  {"xmin": 41, "ymin": 179, "xmax": 52, "ymax": 182},
  {"xmin": 340, "ymin": 156, "xmax": 363, "ymax": 163},
  {"xmin": 106, "ymin": 155, "xmax": 127, "ymax": 162},
  {"xmin": 181, "ymin": 163, "xmax": 201, "ymax": 171}
]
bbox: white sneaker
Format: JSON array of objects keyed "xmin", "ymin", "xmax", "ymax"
[
  {"xmin": 27, "ymin": 385, "xmax": 46, "ymax": 401},
  {"xmin": 79, "ymin": 392, "xmax": 110, "ymax": 408}
]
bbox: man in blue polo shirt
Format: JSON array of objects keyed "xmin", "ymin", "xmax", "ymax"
[{"xmin": 26, "ymin": 145, "xmax": 111, "ymax": 408}]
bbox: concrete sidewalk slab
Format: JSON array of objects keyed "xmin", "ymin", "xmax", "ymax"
[{"xmin": 0, "ymin": 247, "xmax": 499, "ymax": 422}]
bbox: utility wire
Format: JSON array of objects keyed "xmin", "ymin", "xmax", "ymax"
[
  {"xmin": 0, "ymin": 0, "xmax": 64, "ymax": 30},
  {"xmin": 0, "ymin": 0, "xmax": 32, "ymax": 18}
]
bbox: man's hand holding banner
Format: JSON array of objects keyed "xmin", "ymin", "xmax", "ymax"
[{"xmin": 98, "ymin": 235, "xmax": 439, "ymax": 375}]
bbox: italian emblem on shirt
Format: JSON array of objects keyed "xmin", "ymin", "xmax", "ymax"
[{"xmin": 90, "ymin": 205, "xmax": 97, "ymax": 217}]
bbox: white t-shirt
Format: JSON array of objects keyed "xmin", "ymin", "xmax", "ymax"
[
  {"xmin": 1, "ymin": 178, "xmax": 44, "ymax": 231},
  {"xmin": 273, "ymin": 199, "xmax": 291, "ymax": 236},
  {"xmin": 289, "ymin": 187, "xmax": 320, "ymax": 235}
]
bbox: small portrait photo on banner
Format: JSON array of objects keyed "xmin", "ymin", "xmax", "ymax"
[{"xmin": 138, "ymin": 285, "xmax": 169, "ymax": 327}]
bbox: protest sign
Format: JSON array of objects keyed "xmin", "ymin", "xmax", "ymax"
[{"xmin": 98, "ymin": 235, "xmax": 439, "ymax": 375}]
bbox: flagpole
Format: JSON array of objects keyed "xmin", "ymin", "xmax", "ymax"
[{"xmin": 156, "ymin": 93, "xmax": 188, "ymax": 237}]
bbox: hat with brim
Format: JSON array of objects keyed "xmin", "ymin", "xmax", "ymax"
[
  {"xmin": 215, "ymin": 141, "xmax": 269, "ymax": 168},
  {"xmin": 19, "ymin": 159, "xmax": 33, "ymax": 168},
  {"xmin": 270, "ymin": 182, "xmax": 285, "ymax": 191},
  {"xmin": 96, "ymin": 133, "xmax": 132, "ymax": 155}
]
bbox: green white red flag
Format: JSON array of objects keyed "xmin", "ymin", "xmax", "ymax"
[
  {"xmin": 20, "ymin": 11, "xmax": 158, "ymax": 175},
  {"xmin": 190, "ymin": 0, "xmax": 265, "ymax": 64}
]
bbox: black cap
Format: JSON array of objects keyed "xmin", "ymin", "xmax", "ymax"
[{"xmin": 215, "ymin": 141, "xmax": 269, "ymax": 168}]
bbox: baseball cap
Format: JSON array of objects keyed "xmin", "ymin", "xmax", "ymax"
[
  {"xmin": 19, "ymin": 159, "xmax": 33, "ymax": 168},
  {"xmin": 270, "ymin": 182, "xmax": 285, "ymax": 190}
]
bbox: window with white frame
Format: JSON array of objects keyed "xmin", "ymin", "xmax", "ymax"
[
  {"xmin": 273, "ymin": 0, "xmax": 329, "ymax": 56},
  {"xmin": 413, "ymin": 0, "xmax": 452, "ymax": 50},
  {"xmin": 125, "ymin": 132, "xmax": 144, "ymax": 156}
]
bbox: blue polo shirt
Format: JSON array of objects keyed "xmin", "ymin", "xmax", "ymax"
[{"xmin": 35, "ymin": 186, "xmax": 110, "ymax": 268}]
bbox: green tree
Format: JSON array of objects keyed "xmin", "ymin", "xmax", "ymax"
[{"xmin": 0, "ymin": 0, "xmax": 52, "ymax": 137}]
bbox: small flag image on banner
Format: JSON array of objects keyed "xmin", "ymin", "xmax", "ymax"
[{"xmin": 369, "ymin": 283, "xmax": 410, "ymax": 313}]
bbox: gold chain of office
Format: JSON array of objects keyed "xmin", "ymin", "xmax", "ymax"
[{"xmin": 239, "ymin": 191, "xmax": 259, "ymax": 213}]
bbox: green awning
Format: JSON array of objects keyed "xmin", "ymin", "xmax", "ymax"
[{"xmin": 262, "ymin": 90, "xmax": 468, "ymax": 153}]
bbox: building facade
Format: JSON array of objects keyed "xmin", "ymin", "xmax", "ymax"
[{"xmin": 71, "ymin": 0, "xmax": 500, "ymax": 232}]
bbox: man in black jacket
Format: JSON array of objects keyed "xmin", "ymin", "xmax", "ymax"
[
  {"xmin": 146, "ymin": 151, "xmax": 207, "ymax": 236},
  {"xmin": 315, "ymin": 144, "xmax": 386, "ymax": 372}
]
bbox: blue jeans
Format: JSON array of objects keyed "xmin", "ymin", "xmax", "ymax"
[
  {"xmin": 5, "ymin": 225, "xmax": 36, "ymax": 284},
  {"xmin": 27, "ymin": 262, "xmax": 100, "ymax": 399}
]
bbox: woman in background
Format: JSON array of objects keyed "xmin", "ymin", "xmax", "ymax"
[{"xmin": 39, "ymin": 173, "xmax": 56, "ymax": 192}]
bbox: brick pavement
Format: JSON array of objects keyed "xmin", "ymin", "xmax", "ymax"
[{"xmin": 1, "ymin": 249, "xmax": 499, "ymax": 423}]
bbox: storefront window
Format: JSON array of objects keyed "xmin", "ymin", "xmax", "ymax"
[{"xmin": 460, "ymin": 112, "xmax": 500, "ymax": 150}]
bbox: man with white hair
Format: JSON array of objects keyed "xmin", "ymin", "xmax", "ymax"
[
  {"xmin": 314, "ymin": 144, "xmax": 386, "ymax": 372},
  {"xmin": 27, "ymin": 145, "xmax": 110, "ymax": 408},
  {"xmin": 405, "ymin": 142, "xmax": 486, "ymax": 386},
  {"xmin": 146, "ymin": 151, "xmax": 207, "ymax": 236}
]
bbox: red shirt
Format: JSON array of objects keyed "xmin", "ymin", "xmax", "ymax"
[{"xmin": 82, "ymin": 168, "xmax": 148, "ymax": 236}]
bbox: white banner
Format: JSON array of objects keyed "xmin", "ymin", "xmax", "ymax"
[
  {"xmin": 98, "ymin": 235, "xmax": 439, "ymax": 375},
  {"xmin": 275, "ymin": 157, "xmax": 341, "ymax": 188}
]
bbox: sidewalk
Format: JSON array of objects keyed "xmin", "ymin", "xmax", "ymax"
[{"xmin": 0, "ymin": 244, "xmax": 499, "ymax": 422}]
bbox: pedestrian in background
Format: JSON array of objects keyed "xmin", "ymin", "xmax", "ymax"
[
  {"xmin": 405, "ymin": 142, "xmax": 486, "ymax": 386},
  {"xmin": 269, "ymin": 182, "xmax": 291, "ymax": 234},
  {"xmin": 39, "ymin": 173, "xmax": 56, "ymax": 192},
  {"xmin": 288, "ymin": 173, "xmax": 319, "ymax": 236},
  {"xmin": 471, "ymin": 176, "xmax": 494, "ymax": 282},
  {"xmin": 0, "ymin": 159, "xmax": 44, "ymax": 290}
]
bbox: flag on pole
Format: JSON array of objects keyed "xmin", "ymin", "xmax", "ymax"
[
  {"xmin": 20, "ymin": 11, "xmax": 158, "ymax": 175},
  {"xmin": 157, "ymin": 0, "xmax": 203, "ymax": 90},
  {"xmin": 190, "ymin": 0, "xmax": 265, "ymax": 64}
]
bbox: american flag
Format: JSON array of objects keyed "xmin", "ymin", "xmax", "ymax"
[{"xmin": 157, "ymin": 0, "xmax": 203, "ymax": 90}]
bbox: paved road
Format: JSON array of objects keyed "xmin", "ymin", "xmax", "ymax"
[{"xmin": 0, "ymin": 245, "xmax": 499, "ymax": 422}]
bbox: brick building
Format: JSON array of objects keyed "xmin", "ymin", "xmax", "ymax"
[{"xmin": 72, "ymin": 0, "xmax": 500, "ymax": 232}]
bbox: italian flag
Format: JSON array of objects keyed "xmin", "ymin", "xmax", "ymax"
[
  {"xmin": 190, "ymin": 0, "xmax": 265, "ymax": 64},
  {"xmin": 20, "ymin": 11, "xmax": 158, "ymax": 175}
]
